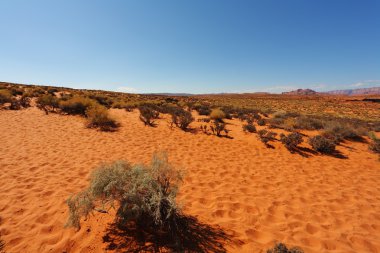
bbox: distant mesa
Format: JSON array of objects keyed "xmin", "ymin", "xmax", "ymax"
[
  {"xmin": 282, "ymin": 87, "xmax": 380, "ymax": 96},
  {"xmin": 325, "ymin": 87, "xmax": 380, "ymax": 95},
  {"xmin": 282, "ymin": 89, "xmax": 317, "ymax": 95}
]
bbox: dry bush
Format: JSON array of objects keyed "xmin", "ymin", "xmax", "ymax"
[
  {"xmin": 170, "ymin": 108, "xmax": 194, "ymax": 130},
  {"xmin": 308, "ymin": 135, "xmax": 336, "ymax": 154},
  {"xmin": 89, "ymin": 94, "xmax": 114, "ymax": 108},
  {"xmin": 267, "ymin": 242, "xmax": 304, "ymax": 253},
  {"xmin": 194, "ymin": 103, "xmax": 211, "ymax": 116},
  {"xmin": 243, "ymin": 122, "xmax": 256, "ymax": 133},
  {"xmin": 210, "ymin": 108, "xmax": 226, "ymax": 121},
  {"xmin": 368, "ymin": 132, "xmax": 380, "ymax": 154},
  {"xmin": 280, "ymin": 132, "xmax": 303, "ymax": 152},
  {"xmin": 322, "ymin": 122, "xmax": 361, "ymax": 143},
  {"xmin": 258, "ymin": 129, "xmax": 277, "ymax": 146},
  {"xmin": 138, "ymin": 105, "xmax": 159, "ymax": 126},
  {"xmin": 86, "ymin": 104, "xmax": 119, "ymax": 131},
  {"xmin": 211, "ymin": 120, "xmax": 226, "ymax": 137},
  {"xmin": 9, "ymin": 86, "xmax": 24, "ymax": 96},
  {"xmin": 294, "ymin": 116, "xmax": 324, "ymax": 130},
  {"xmin": 257, "ymin": 118, "xmax": 266, "ymax": 126},
  {"xmin": 0, "ymin": 237, "xmax": 4, "ymax": 253},
  {"xmin": 59, "ymin": 96, "xmax": 97, "ymax": 115},
  {"xmin": 66, "ymin": 152, "xmax": 183, "ymax": 231},
  {"xmin": 0, "ymin": 89, "xmax": 12, "ymax": 105},
  {"xmin": 37, "ymin": 94, "xmax": 59, "ymax": 114}
]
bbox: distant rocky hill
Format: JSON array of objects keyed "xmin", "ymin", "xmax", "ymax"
[
  {"xmin": 282, "ymin": 89, "xmax": 317, "ymax": 95},
  {"xmin": 325, "ymin": 87, "xmax": 380, "ymax": 95}
]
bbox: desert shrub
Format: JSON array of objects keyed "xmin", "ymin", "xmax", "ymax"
[
  {"xmin": 138, "ymin": 105, "xmax": 159, "ymax": 126},
  {"xmin": 267, "ymin": 242, "xmax": 304, "ymax": 253},
  {"xmin": 30, "ymin": 87, "xmax": 46, "ymax": 96},
  {"xmin": 258, "ymin": 129, "xmax": 277, "ymax": 146},
  {"xmin": 20, "ymin": 94, "xmax": 31, "ymax": 108},
  {"xmin": 243, "ymin": 122, "xmax": 256, "ymax": 133},
  {"xmin": 257, "ymin": 118, "xmax": 266, "ymax": 126},
  {"xmin": 308, "ymin": 135, "xmax": 336, "ymax": 154},
  {"xmin": 86, "ymin": 104, "xmax": 119, "ymax": 131},
  {"xmin": 9, "ymin": 99, "xmax": 22, "ymax": 110},
  {"xmin": 368, "ymin": 132, "xmax": 380, "ymax": 154},
  {"xmin": 194, "ymin": 103, "xmax": 211, "ymax": 116},
  {"xmin": 294, "ymin": 116, "xmax": 324, "ymax": 130},
  {"xmin": 170, "ymin": 108, "xmax": 194, "ymax": 130},
  {"xmin": 47, "ymin": 87, "xmax": 59, "ymax": 95},
  {"xmin": 59, "ymin": 96, "xmax": 97, "ymax": 115},
  {"xmin": 210, "ymin": 108, "xmax": 226, "ymax": 121},
  {"xmin": 0, "ymin": 237, "xmax": 4, "ymax": 253},
  {"xmin": 89, "ymin": 94, "xmax": 114, "ymax": 108},
  {"xmin": 210, "ymin": 120, "xmax": 228, "ymax": 137},
  {"xmin": 66, "ymin": 152, "xmax": 183, "ymax": 232},
  {"xmin": 280, "ymin": 132, "xmax": 303, "ymax": 151},
  {"xmin": 0, "ymin": 89, "xmax": 12, "ymax": 104},
  {"xmin": 322, "ymin": 122, "xmax": 360, "ymax": 143},
  {"xmin": 9, "ymin": 86, "xmax": 24, "ymax": 96},
  {"xmin": 37, "ymin": 94, "xmax": 59, "ymax": 114}
]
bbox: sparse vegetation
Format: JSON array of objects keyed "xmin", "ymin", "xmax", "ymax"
[
  {"xmin": 86, "ymin": 104, "xmax": 119, "ymax": 131},
  {"xmin": 59, "ymin": 96, "xmax": 97, "ymax": 115},
  {"xmin": 322, "ymin": 122, "xmax": 361, "ymax": 143},
  {"xmin": 0, "ymin": 89, "xmax": 12, "ymax": 105},
  {"xmin": 308, "ymin": 135, "xmax": 336, "ymax": 154},
  {"xmin": 280, "ymin": 132, "xmax": 303, "ymax": 152},
  {"xmin": 267, "ymin": 242, "xmax": 304, "ymax": 253},
  {"xmin": 258, "ymin": 129, "xmax": 277, "ymax": 146}
]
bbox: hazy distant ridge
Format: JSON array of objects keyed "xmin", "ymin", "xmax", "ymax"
[{"xmin": 325, "ymin": 87, "xmax": 380, "ymax": 95}]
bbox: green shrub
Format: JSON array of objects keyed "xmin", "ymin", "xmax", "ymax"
[
  {"xmin": 86, "ymin": 104, "xmax": 119, "ymax": 131},
  {"xmin": 138, "ymin": 105, "xmax": 159, "ymax": 126},
  {"xmin": 59, "ymin": 96, "xmax": 97, "ymax": 115},
  {"xmin": 66, "ymin": 152, "xmax": 183, "ymax": 231},
  {"xmin": 267, "ymin": 242, "xmax": 304, "ymax": 253},
  {"xmin": 308, "ymin": 135, "xmax": 336, "ymax": 153},
  {"xmin": 258, "ymin": 129, "xmax": 277, "ymax": 146},
  {"xmin": 0, "ymin": 89, "xmax": 12, "ymax": 104},
  {"xmin": 210, "ymin": 108, "xmax": 226, "ymax": 121},
  {"xmin": 37, "ymin": 94, "xmax": 59, "ymax": 114},
  {"xmin": 280, "ymin": 132, "xmax": 303, "ymax": 151}
]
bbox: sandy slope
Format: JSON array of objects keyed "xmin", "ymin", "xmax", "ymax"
[{"xmin": 0, "ymin": 107, "xmax": 379, "ymax": 253}]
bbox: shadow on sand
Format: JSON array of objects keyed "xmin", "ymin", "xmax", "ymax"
[{"xmin": 103, "ymin": 214, "xmax": 238, "ymax": 253}]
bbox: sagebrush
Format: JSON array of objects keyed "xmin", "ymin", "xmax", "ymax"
[{"xmin": 66, "ymin": 152, "xmax": 183, "ymax": 231}]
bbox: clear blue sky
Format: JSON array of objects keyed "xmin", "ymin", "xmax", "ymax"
[{"xmin": 0, "ymin": 0, "xmax": 379, "ymax": 93}]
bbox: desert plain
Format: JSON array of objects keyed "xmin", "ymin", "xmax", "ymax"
[{"xmin": 0, "ymin": 83, "xmax": 380, "ymax": 253}]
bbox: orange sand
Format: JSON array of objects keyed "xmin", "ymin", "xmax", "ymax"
[{"xmin": 0, "ymin": 107, "xmax": 379, "ymax": 253}]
